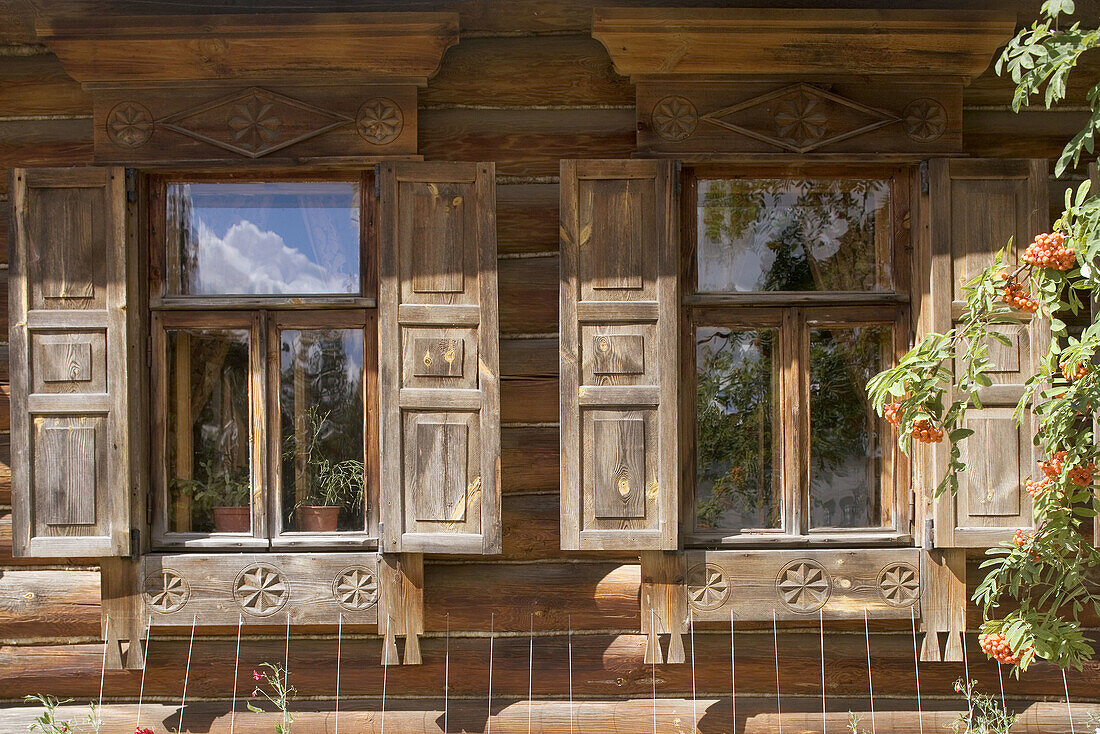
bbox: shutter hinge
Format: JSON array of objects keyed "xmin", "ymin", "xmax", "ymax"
[
  {"xmin": 129, "ymin": 528, "xmax": 140, "ymax": 561},
  {"xmin": 145, "ymin": 333, "xmax": 151, "ymax": 368},
  {"xmin": 374, "ymin": 164, "xmax": 382, "ymax": 198},
  {"xmin": 919, "ymin": 161, "xmax": 930, "ymax": 195},
  {"xmin": 674, "ymin": 161, "xmax": 682, "ymax": 196},
  {"xmin": 125, "ymin": 168, "xmax": 138, "ymax": 203},
  {"xmin": 923, "ymin": 518, "xmax": 934, "ymax": 550},
  {"xmin": 146, "ymin": 486, "xmax": 155, "ymax": 526}
]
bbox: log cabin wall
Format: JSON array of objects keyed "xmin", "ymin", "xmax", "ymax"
[{"xmin": 1, "ymin": 1, "xmax": 1099, "ymax": 732}]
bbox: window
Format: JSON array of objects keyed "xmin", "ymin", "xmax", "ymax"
[
  {"xmin": 150, "ymin": 176, "xmax": 377, "ymax": 548},
  {"xmin": 684, "ymin": 170, "xmax": 910, "ymax": 545}
]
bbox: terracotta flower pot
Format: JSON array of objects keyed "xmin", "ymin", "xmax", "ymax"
[
  {"xmin": 298, "ymin": 505, "xmax": 340, "ymax": 532},
  {"xmin": 212, "ymin": 506, "xmax": 250, "ymax": 533}
]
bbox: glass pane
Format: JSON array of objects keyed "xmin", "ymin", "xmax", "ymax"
[
  {"xmin": 280, "ymin": 329, "xmax": 365, "ymax": 533},
  {"xmin": 167, "ymin": 182, "xmax": 360, "ymax": 296},
  {"xmin": 695, "ymin": 327, "xmax": 780, "ymax": 532},
  {"xmin": 697, "ymin": 179, "xmax": 891, "ymax": 293},
  {"xmin": 809, "ymin": 325, "xmax": 892, "ymax": 529},
  {"xmin": 166, "ymin": 328, "xmax": 251, "ymax": 534}
]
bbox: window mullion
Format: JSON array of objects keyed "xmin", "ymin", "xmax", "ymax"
[{"xmin": 250, "ymin": 309, "xmax": 269, "ymax": 543}]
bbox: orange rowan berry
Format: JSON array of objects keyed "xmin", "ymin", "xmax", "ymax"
[
  {"xmin": 1062, "ymin": 361, "xmax": 1089, "ymax": 382},
  {"xmin": 1039, "ymin": 450, "xmax": 1067, "ymax": 478},
  {"xmin": 910, "ymin": 419, "xmax": 943, "ymax": 443},
  {"xmin": 1026, "ymin": 476, "xmax": 1053, "ymax": 497},
  {"xmin": 1023, "ymin": 232, "xmax": 1076, "ymax": 271},
  {"xmin": 884, "ymin": 400, "xmax": 903, "ymax": 427},
  {"xmin": 999, "ymin": 280, "xmax": 1039, "ymax": 313},
  {"xmin": 978, "ymin": 631, "xmax": 1031, "ymax": 666},
  {"xmin": 1068, "ymin": 463, "xmax": 1095, "ymax": 487}
]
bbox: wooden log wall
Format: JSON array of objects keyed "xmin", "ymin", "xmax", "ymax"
[{"xmin": 2, "ymin": 1, "xmax": 1100, "ymax": 731}]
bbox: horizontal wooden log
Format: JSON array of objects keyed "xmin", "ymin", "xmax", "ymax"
[
  {"xmin": 424, "ymin": 35, "xmax": 632, "ymax": 109},
  {"xmin": 0, "ymin": 53, "xmax": 90, "ymax": 117},
  {"xmin": 964, "ymin": 109, "xmax": 1092, "ymax": 160},
  {"xmin": 498, "ymin": 255, "xmax": 558, "ymax": 334},
  {"xmin": 500, "ymin": 337, "xmax": 557, "ymax": 378},
  {"xmin": 0, "ymin": 569, "xmax": 99, "ymax": 641},
  {"xmin": 501, "ymin": 376, "xmax": 557, "ymax": 423},
  {"xmin": 501, "ymin": 424, "xmax": 558, "ymax": 493},
  {"xmin": 419, "ymin": 108, "xmax": 635, "ymax": 179},
  {"xmin": 0, "ymin": 512, "xmax": 83, "ymax": 568},
  {"xmin": 497, "ymin": 183, "xmax": 559, "ymax": 256},
  {"xmin": 0, "ymin": 699, "xmax": 1095, "ymax": 734},
  {"xmin": 3, "ymin": 631, "xmax": 1098, "ymax": 701}
]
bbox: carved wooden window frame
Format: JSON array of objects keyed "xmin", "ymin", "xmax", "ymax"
[
  {"xmin": 681, "ymin": 163, "xmax": 914, "ymax": 547},
  {"xmin": 147, "ymin": 170, "xmax": 380, "ymax": 550}
]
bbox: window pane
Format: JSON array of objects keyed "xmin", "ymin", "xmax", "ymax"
[
  {"xmin": 809, "ymin": 325, "xmax": 892, "ymax": 529},
  {"xmin": 697, "ymin": 179, "xmax": 891, "ymax": 293},
  {"xmin": 167, "ymin": 182, "xmax": 360, "ymax": 296},
  {"xmin": 695, "ymin": 327, "xmax": 780, "ymax": 532},
  {"xmin": 280, "ymin": 329, "xmax": 365, "ymax": 533},
  {"xmin": 167, "ymin": 328, "xmax": 251, "ymax": 534}
]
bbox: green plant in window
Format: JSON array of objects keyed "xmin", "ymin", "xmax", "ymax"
[
  {"xmin": 171, "ymin": 455, "xmax": 250, "ymax": 514},
  {"xmin": 286, "ymin": 406, "xmax": 364, "ymax": 512}
]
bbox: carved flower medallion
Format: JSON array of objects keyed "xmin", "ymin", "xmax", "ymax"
[
  {"xmin": 227, "ymin": 98, "xmax": 282, "ymax": 153},
  {"xmin": 903, "ymin": 98, "xmax": 947, "ymax": 143},
  {"xmin": 144, "ymin": 569, "xmax": 189, "ymax": 613},
  {"xmin": 878, "ymin": 562, "xmax": 920, "ymax": 606},
  {"xmin": 357, "ymin": 98, "xmax": 403, "ymax": 145},
  {"xmin": 776, "ymin": 559, "xmax": 831, "ymax": 613},
  {"xmin": 773, "ymin": 91, "xmax": 829, "ymax": 149},
  {"xmin": 333, "ymin": 566, "xmax": 379, "ymax": 611},
  {"xmin": 106, "ymin": 102, "xmax": 154, "ymax": 147},
  {"xmin": 686, "ymin": 562, "xmax": 731, "ymax": 611},
  {"xmin": 233, "ymin": 563, "xmax": 290, "ymax": 617},
  {"xmin": 652, "ymin": 96, "xmax": 698, "ymax": 141}
]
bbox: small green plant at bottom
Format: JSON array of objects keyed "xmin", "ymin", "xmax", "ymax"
[
  {"xmin": 248, "ymin": 662, "xmax": 296, "ymax": 734},
  {"xmin": 24, "ymin": 695, "xmax": 103, "ymax": 734},
  {"xmin": 950, "ymin": 678, "xmax": 1018, "ymax": 734}
]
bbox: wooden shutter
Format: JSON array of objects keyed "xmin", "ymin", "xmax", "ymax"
[
  {"xmin": 10, "ymin": 167, "xmax": 132, "ymax": 557},
  {"xmin": 379, "ymin": 162, "xmax": 501, "ymax": 554},
  {"xmin": 928, "ymin": 159, "xmax": 1047, "ymax": 548},
  {"xmin": 559, "ymin": 160, "xmax": 679, "ymax": 551}
]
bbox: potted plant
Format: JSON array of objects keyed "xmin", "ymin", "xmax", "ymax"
[
  {"xmin": 289, "ymin": 408, "xmax": 364, "ymax": 533},
  {"xmin": 173, "ymin": 457, "xmax": 251, "ymax": 533}
]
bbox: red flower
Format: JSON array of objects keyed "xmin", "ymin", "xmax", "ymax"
[
  {"xmin": 253, "ymin": 669, "xmax": 262, "ymax": 681},
  {"xmin": 135, "ymin": 728, "xmax": 155, "ymax": 734}
]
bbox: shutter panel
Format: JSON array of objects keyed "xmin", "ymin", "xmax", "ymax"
[
  {"xmin": 928, "ymin": 159, "xmax": 1048, "ymax": 548},
  {"xmin": 379, "ymin": 162, "xmax": 501, "ymax": 554},
  {"xmin": 559, "ymin": 160, "xmax": 679, "ymax": 551},
  {"xmin": 10, "ymin": 167, "xmax": 132, "ymax": 557}
]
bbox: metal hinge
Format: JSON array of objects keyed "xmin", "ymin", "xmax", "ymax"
[
  {"xmin": 125, "ymin": 168, "xmax": 138, "ymax": 203},
  {"xmin": 923, "ymin": 518, "xmax": 934, "ymax": 550},
  {"xmin": 919, "ymin": 161, "xmax": 930, "ymax": 195},
  {"xmin": 129, "ymin": 528, "xmax": 140, "ymax": 561},
  {"xmin": 674, "ymin": 160, "xmax": 682, "ymax": 196},
  {"xmin": 145, "ymin": 333, "xmax": 151, "ymax": 368},
  {"xmin": 374, "ymin": 164, "xmax": 382, "ymax": 198}
]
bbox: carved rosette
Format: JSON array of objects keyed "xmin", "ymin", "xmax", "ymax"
[
  {"xmin": 233, "ymin": 563, "xmax": 290, "ymax": 617},
  {"xmin": 333, "ymin": 566, "xmax": 379, "ymax": 611},
  {"xmin": 357, "ymin": 98, "xmax": 403, "ymax": 144},
  {"xmin": 144, "ymin": 569, "xmax": 189, "ymax": 613},
  {"xmin": 228, "ymin": 97, "xmax": 282, "ymax": 153},
  {"xmin": 652, "ymin": 96, "xmax": 698, "ymax": 141},
  {"xmin": 106, "ymin": 102, "xmax": 154, "ymax": 147},
  {"xmin": 686, "ymin": 562, "xmax": 731, "ymax": 611},
  {"xmin": 776, "ymin": 559, "xmax": 831, "ymax": 613},
  {"xmin": 773, "ymin": 90, "xmax": 829, "ymax": 149},
  {"xmin": 878, "ymin": 562, "xmax": 920, "ymax": 606},
  {"xmin": 903, "ymin": 98, "xmax": 947, "ymax": 142}
]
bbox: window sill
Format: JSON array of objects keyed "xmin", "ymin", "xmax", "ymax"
[{"xmin": 686, "ymin": 531, "xmax": 914, "ymax": 549}]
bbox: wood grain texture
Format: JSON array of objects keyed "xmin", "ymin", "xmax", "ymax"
[
  {"xmin": 498, "ymin": 256, "xmax": 558, "ymax": 335},
  {"xmin": 0, "ymin": 53, "xmax": 90, "ymax": 117},
  {"xmin": 0, "ymin": 569, "xmax": 100, "ymax": 641},
  {"xmin": 496, "ymin": 183, "xmax": 559, "ymax": 257}
]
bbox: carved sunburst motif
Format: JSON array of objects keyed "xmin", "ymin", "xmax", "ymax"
[
  {"xmin": 652, "ymin": 96, "xmax": 698, "ymax": 141},
  {"xmin": 106, "ymin": 102, "xmax": 153, "ymax": 147},
  {"xmin": 776, "ymin": 560, "xmax": 831, "ymax": 613},
  {"xmin": 228, "ymin": 97, "xmax": 282, "ymax": 152},
  {"xmin": 878, "ymin": 562, "xmax": 920, "ymax": 606},
  {"xmin": 144, "ymin": 569, "xmax": 189, "ymax": 613},
  {"xmin": 333, "ymin": 566, "xmax": 378, "ymax": 611},
  {"xmin": 233, "ymin": 563, "xmax": 290, "ymax": 617},
  {"xmin": 773, "ymin": 91, "xmax": 829, "ymax": 148},
  {"xmin": 903, "ymin": 98, "xmax": 947, "ymax": 143},
  {"xmin": 686, "ymin": 563, "xmax": 731, "ymax": 611},
  {"xmin": 357, "ymin": 98, "xmax": 403, "ymax": 144}
]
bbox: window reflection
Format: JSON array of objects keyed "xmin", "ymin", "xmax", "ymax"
[
  {"xmin": 695, "ymin": 327, "xmax": 781, "ymax": 532},
  {"xmin": 697, "ymin": 179, "xmax": 891, "ymax": 293},
  {"xmin": 167, "ymin": 182, "xmax": 360, "ymax": 296}
]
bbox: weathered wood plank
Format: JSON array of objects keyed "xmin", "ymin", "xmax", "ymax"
[
  {"xmin": 0, "ymin": 512, "xmax": 82, "ymax": 567},
  {"xmin": 501, "ymin": 376, "xmax": 557, "ymax": 423},
  {"xmin": 0, "ymin": 432, "xmax": 10, "ymax": 507},
  {"xmin": 419, "ymin": 109, "xmax": 635, "ymax": 179},
  {"xmin": 964, "ymin": 109, "xmax": 1092, "ymax": 160},
  {"xmin": 501, "ymin": 425, "xmax": 558, "ymax": 493},
  {"xmin": 0, "ymin": 54, "xmax": 90, "ymax": 117},
  {"xmin": 497, "ymin": 183, "xmax": 559, "ymax": 256},
  {"xmin": 0, "ymin": 699, "xmax": 1095, "ymax": 734},
  {"xmin": 0, "ymin": 569, "xmax": 100, "ymax": 641},
  {"xmin": 2, "ymin": 632, "xmax": 1097, "ymax": 701},
  {"xmin": 500, "ymin": 337, "xmax": 557, "ymax": 378},
  {"xmin": 424, "ymin": 36, "xmax": 632, "ymax": 109},
  {"xmin": 498, "ymin": 255, "xmax": 558, "ymax": 334}
]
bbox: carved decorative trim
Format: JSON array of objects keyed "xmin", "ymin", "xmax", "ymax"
[
  {"xmin": 333, "ymin": 566, "xmax": 379, "ymax": 611},
  {"xmin": 106, "ymin": 102, "xmax": 153, "ymax": 147},
  {"xmin": 686, "ymin": 562, "xmax": 730, "ymax": 611},
  {"xmin": 903, "ymin": 98, "xmax": 948, "ymax": 142},
  {"xmin": 357, "ymin": 98, "xmax": 404, "ymax": 145},
  {"xmin": 143, "ymin": 569, "xmax": 189, "ymax": 614},
  {"xmin": 652, "ymin": 96, "xmax": 697, "ymax": 141},
  {"xmin": 879, "ymin": 561, "xmax": 920, "ymax": 606},
  {"xmin": 776, "ymin": 559, "xmax": 831, "ymax": 613},
  {"xmin": 234, "ymin": 563, "xmax": 290, "ymax": 617}
]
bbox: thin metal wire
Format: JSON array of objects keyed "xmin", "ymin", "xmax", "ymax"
[
  {"xmin": 690, "ymin": 609, "xmax": 698, "ymax": 734},
  {"xmin": 773, "ymin": 610, "xmax": 782, "ymax": 734},
  {"xmin": 651, "ymin": 610, "xmax": 657, "ymax": 734},
  {"xmin": 445, "ymin": 614, "xmax": 450, "ymax": 734},
  {"xmin": 335, "ymin": 613, "xmax": 343, "ymax": 734},
  {"xmin": 528, "ymin": 613, "xmax": 534, "ymax": 734},
  {"xmin": 819, "ymin": 608, "xmax": 826, "ymax": 734},
  {"xmin": 864, "ymin": 609, "xmax": 876, "ymax": 734},
  {"xmin": 98, "ymin": 613, "xmax": 109, "ymax": 720},
  {"xmin": 381, "ymin": 614, "xmax": 389, "ymax": 734},
  {"xmin": 909, "ymin": 606, "xmax": 923, "ymax": 734},
  {"xmin": 568, "ymin": 617, "xmax": 575, "ymax": 734},
  {"xmin": 179, "ymin": 614, "xmax": 197, "ymax": 734},
  {"xmin": 961, "ymin": 628, "xmax": 972, "ymax": 723},
  {"xmin": 135, "ymin": 621, "xmax": 151, "ymax": 733},
  {"xmin": 231, "ymin": 613, "xmax": 242, "ymax": 734},
  {"xmin": 283, "ymin": 613, "xmax": 291, "ymax": 734},
  {"xmin": 1063, "ymin": 668, "xmax": 1076, "ymax": 734},
  {"xmin": 730, "ymin": 609, "xmax": 737, "ymax": 734},
  {"xmin": 997, "ymin": 662, "xmax": 1006, "ymax": 710},
  {"xmin": 488, "ymin": 613, "xmax": 495, "ymax": 734}
]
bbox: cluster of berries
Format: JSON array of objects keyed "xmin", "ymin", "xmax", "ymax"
[
  {"xmin": 1069, "ymin": 462, "xmax": 1096, "ymax": 487},
  {"xmin": 1013, "ymin": 528, "xmax": 1035, "ymax": 548},
  {"xmin": 884, "ymin": 400, "xmax": 903, "ymax": 427},
  {"xmin": 1062, "ymin": 361, "xmax": 1089, "ymax": 382},
  {"xmin": 978, "ymin": 631, "xmax": 1029, "ymax": 666},
  {"xmin": 1022, "ymin": 232, "xmax": 1076, "ymax": 270},
  {"xmin": 1039, "ymin": 451, "xmax": 1067, "ymax": 478},
  {"xmin": 910, "ymin": 419, "xmax": 943, "ymax": 443},
  {"xmin": 999, "ymin": 279, "xmax": 1039, "ymax": 313},
  {"xmin": 1025, "ymin": 476, "xmax": 1053, "ymax": 498}
]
